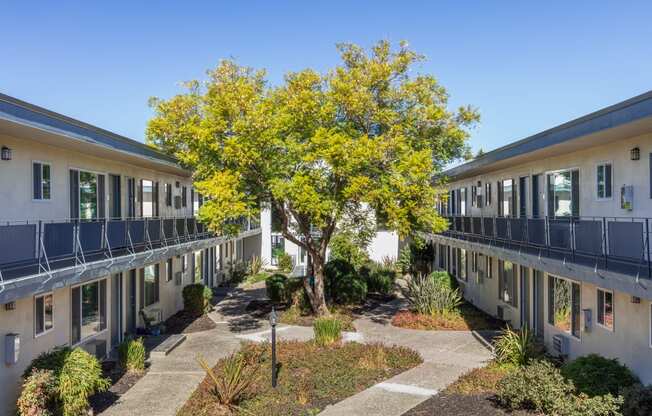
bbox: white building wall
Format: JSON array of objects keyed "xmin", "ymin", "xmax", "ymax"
[{"xmin": 367, "ymin": 230, "xmax": 400, "ymax": 262}]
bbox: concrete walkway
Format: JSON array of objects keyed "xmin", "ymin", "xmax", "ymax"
[{"xmin": 101, "ymin": 287, "xmax": 494, "ymax": 416}]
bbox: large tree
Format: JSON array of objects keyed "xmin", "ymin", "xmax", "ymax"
[{"xmin": 146, "ymin": 41, "xmax": 478, "ymax": 316}]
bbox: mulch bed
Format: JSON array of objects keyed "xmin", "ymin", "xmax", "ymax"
[
  {"xmin": 392, "ymin": 302, "xmax": 504, "ymax": 331},
  {"xmin": 90, "ymin": 361, "xmax": 148, "ymax": 413},
  {"xmin": 178, "ymin": 340, "xmax": 423, "ymax": 416},
  {"xmin": 402, "ymin": 393, "xmax": 532, "ymax": 416},
  {"xmin": 164, "ymin": 310, "xmax": 217, "ymax": 334}
]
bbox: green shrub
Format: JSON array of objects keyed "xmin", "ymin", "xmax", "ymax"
[
  {"xmin": 494, "ymin": 326, "xmax": 541, "ymax": 366},
  {"xmin": 182, "ymin": 283, "xmax": 212, "ymax": 317},
  {"xmin": 561, "ymin": 354, "xmax": 638, "ymax": 396},
  {"xmin": 277, "ymin": 253, "xmax": 293, "ymax": 273},
  {"xmin": 314, "ymin": 317, "xmax": 343, "ymax": 346},
  {"xmin": 360, "ymin": 263, "xmax": 397, "ymax": 295},
  {"xmin": 396, "ymin": 246, "xmax": 413, "ymax": 274},
  {"xmin": 25, "ymin": 347, "xmax": 110, "ymax": 416},
  {"xmin": 621, "ymin": 383, "xmax": 652, "ymax": 416},
  {"xmin": 266, "ymin": 273, "xmax": 289, "ymax": 303},
  {"xmin": 118, "ymin": 338, "xmax": 146, "ymax": 372},
  {"xmin": 324, "ymin": 259, "xmax": 367, "ymax": 304},
  {"xmin": 404, "ymin": 273, "xmax": 461, "ymax": 317},
  {"xmin": 197, "ymin": 350, "xmax": 261, "ymax": 409},
  {"xmin": 228, "ymin": 259, "xmax": 248, "ymax": 283},
  {"xmin": 496, "ymin": 360, "xmax": 574, "ymax": 414},
  {"xmin": 329, "ymin": 232, "xmax": 369, "ymax": 269},
  {"xmin": 430, "ymin": 270, "xmax": 457, "ymax": 289},
  {"xmin": 17, "ymin": 369, "xmax": 56, "ymax": 416},
  {"xmin": 553, "ymin": 393, "xmax": 623, "ymax": 416}
]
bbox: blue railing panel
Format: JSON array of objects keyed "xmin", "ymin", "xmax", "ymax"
[
  {"xmin": 106, "ymin": 220, "xmax": 127, "ymax": 249},
  {"xmin": 608, "ymin": 221, "xmax": 644, "ymax": 260},
  {"xmin": 148, "ymin": 219, "xmax": 161, "ymax": 242},
  {"xmin": 483, "ymin": 217, "xmax": 494, "ymax": 237},
  {"xmin": 527, "ymin": 219, "xmax": 546, "ymax": 246},
  {"xmin": 0, "ymin": 224, "xmax": 36, "ymax": 265},
  {"xmin": 496, "ymin": 217, "xmax": 509, "ymax": 240},
  {"xmin": 129, "ymin": 220, "xmax": 145, "ymax": 245},
  {"xmin": 574, "ymin": 220, "xmax": 603, "ymax": 255},
  {"xmin": 176, "ymin": 219, "xmax": 187, "ymax": 237},
  {"xmin": 163, "ymin": 219, "xmax": 174, "ymax": 240},
  {"xmin": 79, "ymin": 221, "xmax": 103, "ymax": 253},
  {"xmin": 509, "ymin": 218, "xmax": 526, "ymax": 242},
  {"xmin": 549, "ymin": 219, "xmax": 571, "ymax": 250},
  {"xmin": 43, "ymin": 222, "xmax": 74, "ymax": 258}
]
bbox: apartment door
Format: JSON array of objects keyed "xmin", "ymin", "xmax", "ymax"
[
  {"xmin": 126, "ymin": 269, "xmax": 137, "ymax": 333},
  {"xmin": 532, "ymin": 270, "xmax": 544, "ymax": 338},
  {"xmin": 109, "ymin": 174, "xmax": 122, "ymax": 219},
  {"xmin": 520, "ymin": 266, "xmax": 530, "ymax": 329},
  {"xmin": 111, "ymin": 273, "xmax": 123, "ymax": 347}
]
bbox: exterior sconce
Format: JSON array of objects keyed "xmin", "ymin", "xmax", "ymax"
[
  {"xmin": 1, "ymin": 146, "xmax": 11, "ymax": 161},
  {"xmin": 630, "ymin": 147, "xmax": 640, "ymax": 160},
  {"xmin": 4, "ymin": 301, "xmax": 16, "ymax": 311}
]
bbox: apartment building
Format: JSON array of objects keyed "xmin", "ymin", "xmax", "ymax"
[
  {"xmin": 0, "ymin": 93, "xmax": 261, "ymax": 413},
  {"xmin": 430, "ymin": 91, "xmax": 652, "ymax": 383},
  {"xmin": 260, "ymin": 207, "xmax": 400, "ymax": 274}
]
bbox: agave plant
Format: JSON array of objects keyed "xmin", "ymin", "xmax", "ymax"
[
  {"xmin": 197, "ymin": 351, "xmax": 261, "ymax": 408},
  {"xmin": 248, "ymin": 256, "xmax": 268, "ymax": 275},
  {"xmin": 493, "ymin": 326, "xmax": 537, "ymax": 366},
  {"xmin": 403, "ymin": 273, "xmax": 462, "ymax": 317}
]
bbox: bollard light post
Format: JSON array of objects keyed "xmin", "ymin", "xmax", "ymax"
[{"xmin": 269, "ymin": 307, "xmax": 277, "ymax": 388}]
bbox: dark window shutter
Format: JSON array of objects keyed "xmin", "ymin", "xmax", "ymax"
[
  {"xmin": 547, "ymin": 174, "xmax": 554, "ymax": 218},
  {"xmin": 71, "ymin": 286, "xmax": 81, "ymax": 343},
  {"xmin": 532, "ymin": 175, "xmax": 539, "ymax": 218},
  {"xmin": 98, "ymin": 174, "xmax": 106, "ymax": 219},
  {"xmin": 99, "ymin": 279, "xmax": 107, "ymax": 330},
  {"xmin": 154, "ymin": 182, "xmax": 160, "ymax": 217},
  {"xmin": 70, "ymin": 169, "xmax": 80, "ymax": 220},
  {"xmin": 182, "ymin": 186, "xmax": 187, "ymax": 207},
  {"xmin": 139, "ymin": 180, "xmax": 144, "ymax": 218},
  {"xmin": 33, "ymin": 162, "xmax": 42, "ymax": 200},
  {"xmin": 497, "ymin": 181, "xmax": 503, "ymax": 216},
  {"xmin": 605, "ymin": 165, "xmax": 612, "ymax": 199},
  {"xmin": 139, "ymin": 269, "xmax": 145, "ymax": 309},
  {"xmin": 571, "ymin": 170, "xmax": 580, "ymax": 217}
]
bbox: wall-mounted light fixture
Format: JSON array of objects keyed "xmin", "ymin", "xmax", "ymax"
[
  {"xmin": 1, "ymin": 146, "xmax": 11, "ymax": 161},
  {"xmin": 4, "ymin": 301, "xmax": 16, "ymax": 311},
  {"xmin": 630, "ymin": 147, "xmax": 640, "ymax": 161}
]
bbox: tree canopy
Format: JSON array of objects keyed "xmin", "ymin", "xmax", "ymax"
[{"xmin": 147, "ymin": 40, "xmax": 479, "ymax": 314}]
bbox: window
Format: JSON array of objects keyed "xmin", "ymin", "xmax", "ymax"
[
  {"xmin": 33, "ymin": 162, "xmax": 51, "ymax": 200},
  {"xmin": 459, "ymin": 248, "xmax": 467, "ymax": 281},
  {"xmin": 181, "ymin": 254, "xmax": 188, "ymax": 272},
  {"xmin": 471, "ymin": 251, "xmax": 478, "ymax": 273},
  {"xmin": 194, "ymin": 251, "xmax": 202, "ymax": 282},
  {"xmin": 597, "ymin": 289, "xmax": 614, "ymax": 330},
  {"xmin": 548, "ymin": 276, "xmax": 580, "ymax": 338},
  {"xmin": 547, "ymin": 169, "xmax": 579, "ymax": 217},
  {"xmin": 476, "ymin": 253, "xmax": 484, "ymax": 284},
  {"xmin": 142, "ymin": 264, "xmax": 160, "ymax": 307},
  {"xmin": 486, "ymin": 256, "xmax": 493, "ymax": 279},
  {"xmin": 34, "ymin": 293, "xmax": 53, "ymax": 336},
  {"xmin": 165, "ymin": 183, "xmax": 172, "ymax": 206},
  {"xmin": 71, "ymin": 279, "xmax": 106, "ymax": 344},
  {"xmin": 597, "ymin": 163, "xmax": 612, "ymax": 199},
  {"xmin": 471, "ymin": 186, "xmax": 477, "ymax": 207},
  {"xmin": 459, "ymin": 188, "xmax": 467, "ymax": 216},
  {"xmin": 166, "ymin": 258, "xmax": 173, "ymax": 282},
  {"xmin": 485, "ymin": 182, "xmax": 492, "ymax": 206},
  {"xmin": 499, "ymin": 179, "xmax": 514, "ymax": 217},
  {"xmin": 141, "ymin": 179, "xmax": 154, "ymax": 218},
  {"xmin": 498, "ymin": 260, "xmax": 517, "ymax": 307},
  {"xmin": 79, "ymin": 171, "xmax": 98, "ymax": 220}
]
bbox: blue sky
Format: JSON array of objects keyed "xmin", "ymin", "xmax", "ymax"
[{"xmin": 2, "ymin": 1, "xmax": 652, "ymax": 154}]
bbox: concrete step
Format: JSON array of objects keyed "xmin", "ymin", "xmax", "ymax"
[{"xmin": 149, "ymin": 334, "xmax": 186, "ymax": 358}]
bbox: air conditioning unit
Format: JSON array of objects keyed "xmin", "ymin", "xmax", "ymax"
[
  {"xmin": 174, "ymin": 195, "xmax": 182, "ymax": 209},
  {"xmin": 497, "ymin": 305, "xmax": 512, "ymax": 323},
  {"xmin": 174, "ymin": 271, "xmax": 183, "ymax": 286},
  {"xmin": 552, "ymin": 334, "xmax": 570, "ymax": 357}
]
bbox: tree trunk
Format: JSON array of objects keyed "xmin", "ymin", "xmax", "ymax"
[{"xmin": 305, "ymin": 256, "xmax": 330, "ymax": 316}]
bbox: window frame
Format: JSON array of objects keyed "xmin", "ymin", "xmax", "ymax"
[
  {"xmin": 545, "ymin": 167, "xmax": 580, "ymax": 218},
  {"xmin": 597, "ymin": 288, "xmax": 614, "ymax": 331},
  {"xmin": 547, "ymin": 275, "xmax": 581, "ymax": 339},
  {"xmin": 70, "ymin": 278, "xmax": 107, "ymax": 345},
  {"xmin": 32, "ymin": 161, "xmax": 52, "ymax": 202},
  {"xmin": 596, "ymin": 162, "xmax": 613, "ymax": 201},
  {"xmin": 34, "ymin": 292, "xmax": 54, "ymax": 337},
  {"xmin": 71, "ymin": 167, "xmax": 107, "ymax": 221},
  {"xmin": 166, "ymin": 258, "xmax": 174, "ymax": 282},
  {"xmin": 143, "ymin": 264, "xmax": 160, "ymax": 307}
]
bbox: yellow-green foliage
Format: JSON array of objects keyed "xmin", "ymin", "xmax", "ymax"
[
  {"xmin": 119, "ymin": 338, "xmax": 146, "ymax": 372},
  {"xmin": 146, "ymin": 41, "xmax": 478, "ymax": 314},
  {"xmin": 314, "ymin": 317, "xmax": 343, "ymax": 346}
]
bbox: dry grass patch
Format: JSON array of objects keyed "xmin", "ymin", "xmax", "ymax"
[
  {"xmin": 278, "ymin": 304, "xmax": 356, "ymax": 331},
  {"xmin": 445, "ymin": 361, "xmax": 515, "ymax": 395},
  {"xmin": 392, "ymin": 302, "xmax": 503, "ymax": 331},
  {"xmin": 177, "ymin": 341, "xmax": 422, "ymax": 416}
]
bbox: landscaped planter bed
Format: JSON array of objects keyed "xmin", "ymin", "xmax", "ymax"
[
  {"xmin": 177, "ymin": 340, "xmax": 422, "ymax": 416},
  {"xmin": 392, "ymin": 302, "xmax": 503, "ymax": 331}
]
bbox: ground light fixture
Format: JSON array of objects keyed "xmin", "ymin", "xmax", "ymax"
[
  {"xmin": 269, "ymin": 307, "xmax": 278, "ymax": 388},
  {"xmin": 631, "ymin": 146, "xmax": 640, "ymax": 160}
]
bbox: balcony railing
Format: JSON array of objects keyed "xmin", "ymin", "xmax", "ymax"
[
  {"xmin": 0, "ymin": 216, "xmax": 260, "ymax": 284},
  {"xmin": 439, "ymin": 215, "xmax": 652, "ymax": 279}
]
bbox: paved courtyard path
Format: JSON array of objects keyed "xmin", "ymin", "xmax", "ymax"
[{"xmin": 100, "ymin": 285, "xmax": 495, "ymax": 416}]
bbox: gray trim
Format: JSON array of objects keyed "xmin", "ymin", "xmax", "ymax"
[
  {"xmin": 0, "ymin": 228, "xmax": 261, "ymax": 304},
  {"xmin": 0, "ymin": 93, "xmax": 187, "ymax": 173},
  {"xmin": 445, "ymin": 90, "xmax": 652, "ymax": 180}
]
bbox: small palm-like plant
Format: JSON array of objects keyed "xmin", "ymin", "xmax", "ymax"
[
  {"xmin": 313, "ymin": 317, "xmax": 343, "ymax": 346},
  {"xmin": 248, "ymin": 256, "xmax": 268, "ymax": 275},
  {"xmin": 197, "ymin": 351, "xmax": 260, "ymax": 409},
  {"xmin": 493, "ymin": 326, "xmax": 537, "ymax": 366},
  {"xmin": 404, "ymin": 273, "xmax": 462, "ymax": 317}
]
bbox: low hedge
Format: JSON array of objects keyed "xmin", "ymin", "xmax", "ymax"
[
  {"xmin": 265, "ymin": 274, "xmax": 304, "ymax": 304},
  {"xmin": 561, "ymin": 354, "xmax": 638, "ymax": 397},
  {"xmin": 324, "ymin": 259, "xmax": 367, "ymax": 305},
  {"xmin": 182, "ymin": 283, "xmax": 212, "ymax": 317},
  {"xmin": 360, "ymin": 263, "xmax": 397, "ymax": 295}
]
